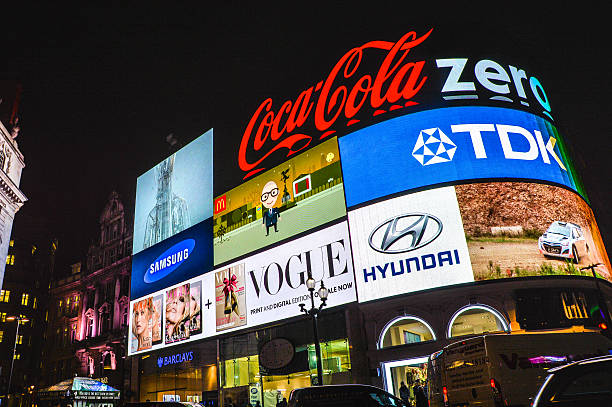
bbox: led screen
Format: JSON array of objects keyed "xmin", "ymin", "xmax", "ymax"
[
  {"xmin": 338, "ymin": 106, "xmax": 583, "ymax": 208},
  {"xmin": 133, "ymin": 130, "xmax": 213, "ymax": 256},
  {"xmin": 349, "ymin": 184, "xmax": 611, "ymax": 303},
  {"xmin": 213, "ymin": 136, "xmax": 346, "ymax": 265},
  {"xmin": 128, "ymin": 221, "xmax": 357, "ymax": 355}
]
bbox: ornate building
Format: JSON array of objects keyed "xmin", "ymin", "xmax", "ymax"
[
  {"xmin": 42, "ymin": 192, "xmax": 132, "ymax": 399},
  {"xmin": 0, "ymin": 83, "xmax": 27, "ymax": 289}
]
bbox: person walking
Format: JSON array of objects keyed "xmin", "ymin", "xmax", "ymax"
[{"xmin": 399, "ymin": 381, "xmax": 410, "ymax": 403}]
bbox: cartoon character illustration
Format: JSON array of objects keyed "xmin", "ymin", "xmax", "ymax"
[{"xmin": 261, "ymin": 180, "xmax": 281, "ymax": 236}]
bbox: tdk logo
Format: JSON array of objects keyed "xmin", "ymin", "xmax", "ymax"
[
  {"xmin": 412, "ymin": 123, "xmax": 566, "ymax": 171},
  {"xmin": 369, "ymin": 213, "xmax": 442, "ymax": 254},
  {"xmin": 144, "ymin": 239, "xmax": 195, "ymax": 283}
]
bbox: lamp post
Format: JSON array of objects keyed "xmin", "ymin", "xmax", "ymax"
[
  {"xmin": 299, "ymin": 276, "xmax": 329, "ymax": 386},
  {"xmin": 6, "ymin": 316, "xmax": 29, "ymax": 398}
]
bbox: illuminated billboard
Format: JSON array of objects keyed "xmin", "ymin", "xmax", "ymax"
[
  {"xmin": 133, "ymin": 130, "xmax": 213, "ymax": 256},
  {"xmin": 348, "ymin": 187, "xmax": 474, "ymax": 302},
  {"xmin": 213, "ymin": 136, "xmax": 346, "ymax": 265},
  {"xmin": 128, "ymin": 221, "xmax": 356, "ymax": 355},
  {"xmin": 339, "ymin": 106, "xmax": 583, "ymax": 208},
  {"xmin": 349, "ymin": 183, "xmax": 611, "ymax": 303},
  {"xmin": 131, "ymin": 130, "xmax": 213, "ymax": 299}
]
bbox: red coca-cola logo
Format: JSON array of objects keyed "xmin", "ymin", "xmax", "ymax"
[{"xmin": 238, "ymin": 29, "xmax": 433, "ymax": 179}]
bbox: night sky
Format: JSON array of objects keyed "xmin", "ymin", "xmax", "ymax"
[{"xmin": 2, "ymin": 5, "xmax": 610, "ymax": 272}]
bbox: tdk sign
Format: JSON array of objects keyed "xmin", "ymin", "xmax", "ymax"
[
  {"xmin": 144, "ymin": 239, "xmax": 195, "ymax": 283},
  {"xmin": 339, "ymin": 106, "xmax": 582, "ymax": 208}
]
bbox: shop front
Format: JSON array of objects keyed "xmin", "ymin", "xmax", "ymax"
[
  {"xmin": 137, "ymin": 339, "xmax": 218, "ymax": 406},
  {"xmin": 218, "ymin": 311, "xmax": 352, "ymax": 407}
]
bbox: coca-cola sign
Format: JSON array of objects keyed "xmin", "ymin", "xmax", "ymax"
[{"xmin": 239, "ymin": 29, "xmax": 433, "ymax": 179}]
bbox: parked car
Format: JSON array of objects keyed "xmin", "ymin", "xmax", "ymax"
[
  {"xmin": 538, "ymin": 221, "xmax": 588, "ymax": 263},
  {"xmin": 288, "ymin": 384, "xmax": 408, "ymax": 407},
  {"xmin": 531, "ymin": 355, "xmax": 612, "ymax": 406}
]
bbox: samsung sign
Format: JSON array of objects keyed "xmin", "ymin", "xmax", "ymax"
[
  {"xmin": 131, "ymin": 220, "xmax": 213, "ymax": 299},
  {"xmin": 339, "ymin": 106, "xmax": 583, "ymax": 208}
]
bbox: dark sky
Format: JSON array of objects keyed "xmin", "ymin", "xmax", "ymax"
[{"xmin": 2, "ymin": 4, "xmax": 610, "ymax": 271}]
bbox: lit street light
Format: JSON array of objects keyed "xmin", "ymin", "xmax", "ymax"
[
  {"xmin": 299, "ymin": 276, "xmax": 329, "ymax": 386},
  {"xmin": 6, "ymin": 315, "xmax": 29, "ymax": 398}
]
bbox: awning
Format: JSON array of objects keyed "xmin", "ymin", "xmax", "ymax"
[{"xmin": 38, "ymin": 377, "xmax": 120, "ymax": 400}]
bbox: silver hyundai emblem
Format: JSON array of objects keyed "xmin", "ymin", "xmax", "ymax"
[{"xmin": 368, "ymin": 213, "xmax": 443, "ymax": 254}]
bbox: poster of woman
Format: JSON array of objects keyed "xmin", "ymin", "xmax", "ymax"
[
  {"xmin": 152, "ymin": 294, "xmax": 163, "ymax": 345},
  {"xmin": 190, "ymin": 280, "xmax": 202, "ymax": 335},
  {"xmin": 131, "ymin": 297, "xmax": 153, "ymax": 352},
  {"xmin": 215, "ymin": 264, "xmax": 247, "ymax": 331},
  {"xmin": 165, "ymin": 284, "xmax": 190, "ymax": 344}
]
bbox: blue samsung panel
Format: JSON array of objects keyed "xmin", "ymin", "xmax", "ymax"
[
  {"xmin": 338, "ymin": 106, "xmax": 583, "ymax": 208},
  {"xmin": 131, "ymin": 219, "xmax": 213, "ymax": 299}
]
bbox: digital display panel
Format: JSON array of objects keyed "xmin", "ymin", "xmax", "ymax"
[
  {"xmin": 213, "ymin": 137, "xmax": 346, "ymax": 266},
  {"xmin": 133, "ymin": 130, "xmax": 213, "ymax": 256},
  {"xmin": 338, "ymin": 106, "xmax": 584, "ymax": 208},
  {"xmin": 349, "ymin": 183, "xmax": 611, "ymax": 303},
  {"xmin": 128, "ymin": 221, "xmax": 357, "ymax": 356}
]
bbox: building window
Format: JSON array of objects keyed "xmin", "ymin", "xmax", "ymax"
[
  {"xmin": 6, "ymin": 255, "xmax": 15, "ymax": 265},
  {"xmin": 378, "ymin": 316, "xmax": 436, "ymax": 349},
  {"xmin": 86, "ymin": 317, "xmax": 94, "ymax": 338},
  {"xmin": 9, "ymin": 239, "xmax": 14, "ymax": 247},
  {"xmin": 14, "ymin": 353, "xmax": 20, "ymax": 360},
  {"xmin": 17, "ymin": 334, "xmax": 23, "ymax": 345},
  {"xmin": 0, "ymin": 290, "xmax": 10, "ymax": 302},
  {"xmin": 0, "ymin": 330, "xmax": 3, "ymax": 342},
  {"xmin": 21, "ymin": 293, "xmax": 29, "ymax": 306},
  {"xmin": 33, "ymin": 297, "xmax": 37, "ymax": 309},
  {"xmin": 71, "ymin": 323, "xmax": 78, "ymax": 342},
  {"xmin": 448, "ymin": 304, "xmax": 510, "ymax": 338},
  {"xmin": 0, "ymin": 312, "xmax": 6, "ymax": 322}
]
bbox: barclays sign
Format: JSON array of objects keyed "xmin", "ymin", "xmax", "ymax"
[{"xmin": 157, "ymin": 350, "xmax": 194, "ymax": 368}]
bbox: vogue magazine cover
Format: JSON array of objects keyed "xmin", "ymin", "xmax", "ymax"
[
  {"xmin": 131, "ymin": 297, "xmax": 153, "ymax": 352},
  {"xmin": 152, "ymin": 294, "xmax": 163, "ymax": 345},
  {"xmin": 165, "ymin": 284, "xmax": 190, "ymax": 344},
  {"xmin": 190, "ymin": 280, "xmax": 202, "ymax": 335},
  {"xmin": 215, "ymin": 264, "xmax": 247, "ymax": 331}
]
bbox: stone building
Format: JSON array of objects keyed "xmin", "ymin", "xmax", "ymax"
[
  {"xmin": 42, "ymin": 191, "xmax": 132, "ymax": 399},
  {"xmin": 0, "ymin": 82, "xmax": 27, "ymax": 289}
]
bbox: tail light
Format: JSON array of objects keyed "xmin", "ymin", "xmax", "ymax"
[{"xmin": 442, "ymin": 386, "xmax": 449, "ymax": 406}]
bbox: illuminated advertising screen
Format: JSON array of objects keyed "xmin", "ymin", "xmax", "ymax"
[
  {"xmin": 213, "ymin": 136, "xmax": 346, "ymax": 265},
  {"xmin": 133, "ymin": 130, "xmax": 213, "ymax": 256},
  {"xmin": 348, "ymin": 187, "xmax": 475, "ymax": 302},
  {"xmin": 128, "ymin": 221, "xmax": 356, "ymax": 355},
  {"xmin": 338, "ymin": 106, "xmax": 583, "ymax": 208},
  {"xmin": 349, "ymin": 184, "xmax": 611, "ymax": 302},
  {"xmin": 131, "ymin": 130, "xmax": 213, "ymax": 299}
]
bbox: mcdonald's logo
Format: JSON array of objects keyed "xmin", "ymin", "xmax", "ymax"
[{"xmin": 214, "ymin": 195, "xmax": 227, "ymax": 214}]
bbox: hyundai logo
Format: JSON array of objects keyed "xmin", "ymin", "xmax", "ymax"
[{"xmin": 368, "ymin": 213, "xmax": 443, "ymax": 254}]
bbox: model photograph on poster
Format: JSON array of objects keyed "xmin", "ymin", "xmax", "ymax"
[
  {"xmin": 456, "ymin": 181, "xmax": 611, "ymax": 281},
  {"xmin": 190, "ymin": 280, "xmax": 202, "ymax": 335},
  {"xmin": 212, "ymin": 137, "xmax": 346, "ymax": 265},
  {"xmin": 131, "ymin": 297, "xmax": 153, "ymax": 352},
  {"xmin": 215, "ymin": 264, "xmax": 247, "ymax": 331},
  {"xmin": 152, "ymin": 294, "xmax": 163, "ymax": 345},
  {"xmin": 165, "ymin": 284, "xmax": 191, "ymax": 344},
  {"xmin": 133, "ymin": 130, "xmax": 213, "ymax": 256}
]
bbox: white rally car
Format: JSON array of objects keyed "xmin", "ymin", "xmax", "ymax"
[{"xmin": 538, "ymin": 221, "xmax": 589, "ymax": 263}]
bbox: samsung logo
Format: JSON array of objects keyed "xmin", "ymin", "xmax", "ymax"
[{"xmin": 144, "ymin": 239, "xmax": 195, "ymax": 283}]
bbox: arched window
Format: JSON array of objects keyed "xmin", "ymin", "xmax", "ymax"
[
  {"xmin": 447, "ymin": 304, "xmax": 509, "ymax": 338},
  {"xmin": 378, "ymin": 316, "xmax": 436, "ymax": 349}
]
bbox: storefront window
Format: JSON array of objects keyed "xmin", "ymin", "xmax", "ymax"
[
  {"xmin": 448, "ymin": 305, "xmax": 509, "ymax": 338},
  {"xmin": 378, "ymin": 316, "xmax": 436, "ymax": 349},
  {"xmin": 219, "ymin": 312, "xmax": 350, "ymax": 407}
]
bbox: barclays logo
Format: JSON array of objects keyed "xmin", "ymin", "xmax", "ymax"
[
  {"xmin": 144, "ymin": 239, "xmax": 196, "ymax": 283},
  {"xmin": 157, "ymin": 351, "xmax": 194, "ymax": 368},
  {"xmin": 368, "ymin": 213, "xmax": 442, "ymax": 254}
]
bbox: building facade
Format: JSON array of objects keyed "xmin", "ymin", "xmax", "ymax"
[
  {"xmin": 0, "ymin": 237, "xmax": 55, "ymax": 406},
  {"xmin": 0, "ymin": 90, "xmax": 27, "ymax": 289},
  {"xmin": 42, "ymin": 192, "xmax": 132, "ymax": 400}
]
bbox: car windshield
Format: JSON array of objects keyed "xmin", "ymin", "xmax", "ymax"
[{"xmin": 547, "ymin": 223, "xmax": 570, "ymax": 236}]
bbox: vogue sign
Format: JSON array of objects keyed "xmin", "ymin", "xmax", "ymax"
[{"xmin": 239, "ymin": 30, "xmax": 433, "ymax": 179}]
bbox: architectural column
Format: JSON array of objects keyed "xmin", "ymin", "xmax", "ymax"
[
  {"xmin": 80, "ymin": 291, "xmax": 89, "ymax": 340},
  {"xmin": 93, "ymin": 286, "xmax": 100, "ymax": 337}
]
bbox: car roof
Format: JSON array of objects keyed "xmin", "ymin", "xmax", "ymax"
[{"xmin": 548, "ymin": 355, "xmax": 612, "ymax": 373}]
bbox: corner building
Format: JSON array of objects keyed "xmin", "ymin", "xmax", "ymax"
[{"xmin": 126, "ymin": 31, "xmax": 612, "ymax": 407}]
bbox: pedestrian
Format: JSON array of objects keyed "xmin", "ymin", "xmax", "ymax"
[
  {"xmin": 399, "ymin": 381, "xmax": 410, "ymax": 403},
  {"xmin": 414, "ymin": 380, "xmax": 427, "ymax": 407}
]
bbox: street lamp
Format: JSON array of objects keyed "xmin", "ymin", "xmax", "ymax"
[
  {"xmin": 299, "ymin": 276, "xmax": 329, "ymax": 386},
  {"xmin": 6, "ymin": 316, "xmax": 29, "ymax": 397}
]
